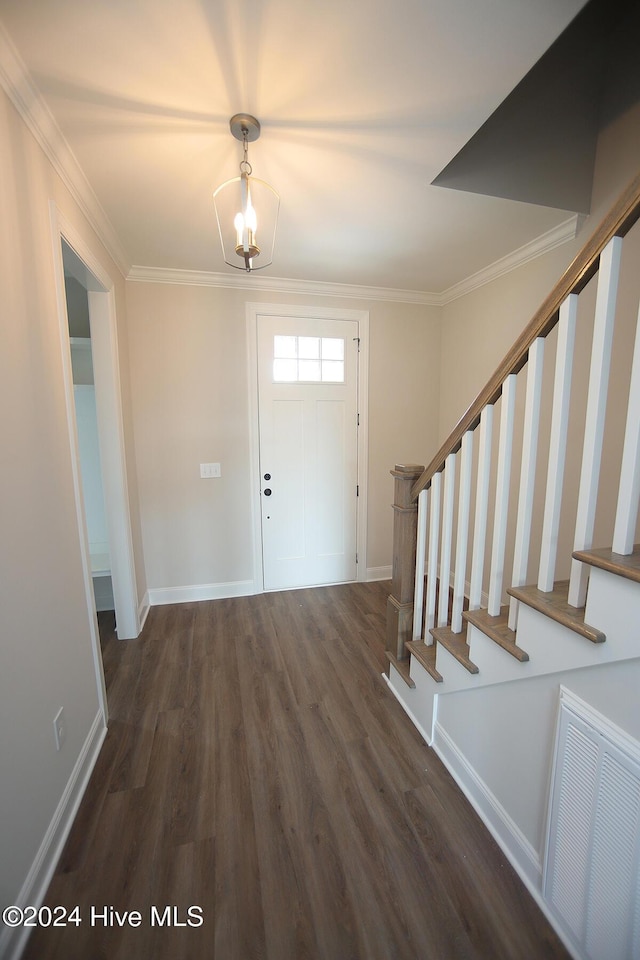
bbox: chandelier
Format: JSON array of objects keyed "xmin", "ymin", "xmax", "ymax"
[{"xmin": 213, "ymin": 114, "xmax": 280, "ymax": 273}]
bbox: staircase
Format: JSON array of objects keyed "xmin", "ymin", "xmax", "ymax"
[
  {"xmin": 387, "ymin": 177, "xmax": 640, "ymax": 728},
  {"xmin": 383, "ymin": 175, "xmax": 640, "ymax": 959},
  {"xmin": 384, "ymin": 171, "xmax": 640, "ymax": 737}
]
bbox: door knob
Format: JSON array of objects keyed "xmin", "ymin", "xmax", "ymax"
[
  {"xmin": 264, "ymin": 488, "xmax": 272, "ymax": 496},
  {"xmin": 264, "ymin": 473, "xmax": 271, "ymax": 481}
]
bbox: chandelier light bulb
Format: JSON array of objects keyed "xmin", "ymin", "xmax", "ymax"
[{"xmin": 245, "ymin": 202, "xmax": 257, "ymax": 233}]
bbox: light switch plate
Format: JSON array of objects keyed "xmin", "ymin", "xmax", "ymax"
[{"xmin": 200, "ymin": 462, "xmax": 221, "ymax": 478}]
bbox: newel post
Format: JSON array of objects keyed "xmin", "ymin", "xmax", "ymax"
[{"xmin": 386, "ymin": 463, "xmax": 424, "ymax": 673}]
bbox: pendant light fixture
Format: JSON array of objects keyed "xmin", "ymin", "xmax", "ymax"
[{"xmin": 213, "ymin": 114, "xmax": 280, "ymax": 273}]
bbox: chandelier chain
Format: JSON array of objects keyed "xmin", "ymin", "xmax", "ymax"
[{"xmin": 239, "ymin": 131, "xmax": 252, "ymax": 176}]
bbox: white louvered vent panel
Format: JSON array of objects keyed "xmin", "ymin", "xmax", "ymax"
[
  {"xmin": 585, "ymin": 751, "xmax": 640, "ymax": 960},
  {"xmin": 633, "ymin": 869, "xmax": 640, "ymax": 960},
  {"xmin": 546, "ymin": 713, "xmax": 599, "ymax": 941},
  {"xmin": 544, "ymin": 691, "xmax": 640, "ymax": 960}
]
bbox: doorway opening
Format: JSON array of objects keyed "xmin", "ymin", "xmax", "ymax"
[
  {"xmin": 52, "ymin": 211, "xmax": 140, "ymax": 719},
  {"xmin": 66, "ymin": 267, "xmax": 114, "ymax": 617}
]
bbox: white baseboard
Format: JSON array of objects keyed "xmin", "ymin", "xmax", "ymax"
[
  {"xmin": 429, "ymin": 721, "xmax": 580, "ymax": 958},
  {"xmin": 382, "ymin": 670, "xmax": 433, "ymax": 746},
  {"xmin": 0, "ymin": 711, "xmax": 107, "ymax": 960},
  {"xmin": 138, "ymin": 591, "xmax": 150, "ymax": 631},
  {"xmin": 376, "ymin": 705, "xmax": 579, "ymax": 960},
  {"xmin": 432, "ymin": 721, "xmax": 541, "ymax": 886},
  {"xmin": 150, "ymin": 575, "xmax": 391, "ymax": 604},
  {"xmin": 384, "ymin": 676, "xmax": 572, "ymax": 951},
  {"xmin": 148, "ymin": 579, "xmax": 257, "ymax": 606}
]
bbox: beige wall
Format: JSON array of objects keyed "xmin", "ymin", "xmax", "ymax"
[
  {"xmin": 125, "ymin": 282, "xmax": 441, "ymax": 588},
  {"xmin": 367, "ymin": 299, "xmax": 440, "ymax": 568},
  {"xmin": 438, "ymin": 100, "xmax": 640, "ymax": 447},
  {"xmin": 0, "ymin": 86, "xmax": 144, "ymax": 911},
  {"xmin": 434, "ymin": 104, "xmax": 640, "ymax": 592},
  {"xmin": 438, "ymin": 248, "xmax": 573, "ymax": 444}
]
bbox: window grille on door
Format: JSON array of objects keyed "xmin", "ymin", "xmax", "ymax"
[{"xmin": 272, "ymin": 335, "xmax": 345, "ymax": 383}]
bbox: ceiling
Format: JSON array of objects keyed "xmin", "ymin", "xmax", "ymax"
[{"xmin": 0, "ymin": 0, "xmax": 593, "ymax": 293}]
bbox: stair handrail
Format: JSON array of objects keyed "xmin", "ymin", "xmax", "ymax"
[{"xmin": 412, "ymin": 172, "xmax": 640, "ymax": 502}]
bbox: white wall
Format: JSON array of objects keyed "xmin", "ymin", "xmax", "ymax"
[
  {"xmin": 0, "ymin": 84, "xmax": 144, "ymax": 920},
  {"xmin": 125, "ymin": 282, "xmax": 441, "ymax": 591},
  {"xmin": 435, "ymin": 659, "xmax": 640, "ymax": 864}
]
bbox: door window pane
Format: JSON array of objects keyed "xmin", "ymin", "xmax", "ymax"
[
  {"xmin": 274, "ymin": 335, "xmax": 297, "ymax": 358},
  {"xmin": 321, "ymin": 360, "xmax": 344, "ymax": 382},
  {"xmin": 299, "ymin": 359, "xmax": 321, "ymax": 381},
  {"xmin": 273, "ymin": 358, "xmax": 297, "ymax": 382},
  {"xmin": 321, "ymin": 337, "xmax": 344, "ymax": 361},
  {"xmin": 298, "ymin": 336, "xmax": 320, "ymax": 359}
]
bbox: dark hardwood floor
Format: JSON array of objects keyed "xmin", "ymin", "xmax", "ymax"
[{"xmin": 23, "ymin": 582, "xmax": 569, "ymax": 959}]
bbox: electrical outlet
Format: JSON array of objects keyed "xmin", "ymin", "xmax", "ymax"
[{"xmin": 53, "ymin": 707, "xmax": 66, "ymax": 751}]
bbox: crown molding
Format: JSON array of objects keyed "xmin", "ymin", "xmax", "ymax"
[
  {"xmin": 129, "ymin": 214, "xmax": 582, "ymax": 305},
  {"xmin": 0, "ymin": 22, "xmax": 130, "ymax": 277},
  {"xmin": 1, "ymin": 20, "xmax": 580, "ymax": 302},
  {"xmin": 126, "ymin": 265, "xmax": 442, "ymax": 305},
  {"xmin": 438, "ymin": 214, "xmax": 583, "ymax": 305}
]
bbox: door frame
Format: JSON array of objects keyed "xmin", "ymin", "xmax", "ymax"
[
  {"xmin": 50, "ymin": 203, "xmax": 141, "ymax": 720},
  {"xmin": 246, "ymin": 302, "xmax": 369, "ymax": 592}
]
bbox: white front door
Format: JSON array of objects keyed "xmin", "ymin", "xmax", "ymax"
[{"xmin": 257, "ymin": 314, "xmax": 359, "ymax": 591}]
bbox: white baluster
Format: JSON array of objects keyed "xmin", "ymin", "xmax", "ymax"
[
  {"xmin": 488, "ymin": 375, "xmax": 517, "ymax": 616},
  {"xmin": 509, "ymin": 339, "xmax": 545, "ymax": 630},
  {"xmin": 569, "ymin": 236, "xmax": 622, "ymax": 607},
  {"xmin": 425, "ymin": 470, "xmax": 441, "ymax": 639},
  {"xmin": 613, "ymin": 301, "xmax": 640, "ymax": 555},
  {"xmin": 469, "ymin": 405, "xmax": 494, "ymax": 611},
  {"xmin": 538, "ymin": 295, "xmax": 578, "ymax": 592},
  {"xmin": 413, "ymin": 489, "xmax": 429, "ymax": 639},
  {"xmin": 452, "ymin": 431, "xmax": 473, "ymax": 633},
  {"xmin": 437, "ymin": 453, "xmax": 456, "ymax": 628}
]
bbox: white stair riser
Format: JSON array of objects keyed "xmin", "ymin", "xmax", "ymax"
[
  {"xmin": 466, "ymin": 624, "xmax": 529, "ymax": 684},
  {"xmin": 394, "ymin": 567, "xmax": 640, "ymax": 735},
  {"xmin": 516, "ymin": 602, "xmax": 614, "ymax": 670},
  {"xmin": 434, "ymin": 642, "xmax": 479, "ymax": 692},
  {"xmin": 584, "ymin": 566, "xmax": 640, "ymax": 654}
]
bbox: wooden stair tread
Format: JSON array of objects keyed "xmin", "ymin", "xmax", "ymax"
[
  {"xmin": 463, "ymin": 607, "xmax": 529, "ymax": 662},
  {"xmin": 573, "ymin": 544, "xmax": 640, "ymax": 584},
  {"xmin": 406, "ymin": 640, "xmax": 443, "ymax": 682},
  {"xmin": 429, "ymin": 625, "xmax": 479, "ymax": 674},
  {"xmin": 507, "ymin": 581, "xmax": 605, "ymax": 644},
  {"xmin": 385, "ymin": 650, "xmax": 416, "ymax": 688}
]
